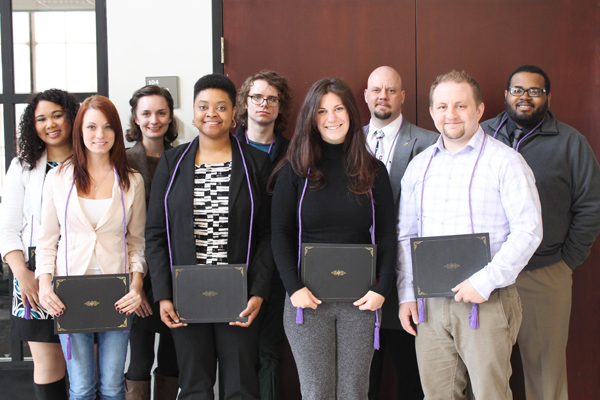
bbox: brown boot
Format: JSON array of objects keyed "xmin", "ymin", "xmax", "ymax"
[
  {"xmin": 153, "ymin": 370, "xmax": 179, "ymax": 400},
  {"xmin": 125, "ymin": 378, "xmax": 151, "ymax": 400}
]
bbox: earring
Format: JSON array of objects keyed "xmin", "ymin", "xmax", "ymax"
[
  {"xmin": 192, "ymin": 120, "xmax": 196, "ymax": 128},
  {"xmin": 232, "ymin": 119, "xmax": 237, "ymax": 129}
]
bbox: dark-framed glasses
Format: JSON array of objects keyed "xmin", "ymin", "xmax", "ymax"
[
  {"xmin": 509, "ymin": 87, "xmax": 547, "ymax": 97},
  {"xmin": 248, "ymin": 95, "xmax": 280, "ymax": 107}
]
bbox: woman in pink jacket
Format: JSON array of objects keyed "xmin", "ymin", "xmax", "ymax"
[{"xmin": 36, "ymin": 95, "xmax": 147, "ymax": 400}]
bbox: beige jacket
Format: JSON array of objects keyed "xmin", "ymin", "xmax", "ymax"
[{"xmin": 35, "ymin": 164, "xmax": 147, "ymax": 278}]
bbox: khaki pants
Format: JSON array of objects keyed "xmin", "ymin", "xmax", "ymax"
[
  {"xmin": 516, "ymin": 260, "xmax": 572, "ymax": 400},
  {"xmin": 416, "ymin": 285, "xmax": 521, "ymax": 400}
]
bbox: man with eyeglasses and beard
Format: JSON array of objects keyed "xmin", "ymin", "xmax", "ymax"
[{"xmin": 481, "ymin": 64, "xmax": 600, "ymax": 400}]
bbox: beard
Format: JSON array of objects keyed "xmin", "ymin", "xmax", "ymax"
[
  {"xmin": 505, "ymin": 98, "xmax": 549, "ymax": 129},
  {"xmin": 442, "ymin": 125, "xmax": 466, "ymax": 141},
  {"xmin": 374, "ymin": 109, "xmax": 392, "ymax": 120}
]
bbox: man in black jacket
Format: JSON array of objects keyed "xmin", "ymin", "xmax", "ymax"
[
  {"xmin": 364, "ymin": 66, "xmax": 437, "ymax": 400},
  {"xmin": 235, "ymin": 70, "xmax": 291, "ymax": 400},
  {"xmin": 481, "ymin": 65, "xmax": 600, "ymax": 400}
]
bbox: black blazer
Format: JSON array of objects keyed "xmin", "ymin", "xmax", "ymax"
[{"xmin": 146, "ymin": 134, "xmax": 274, "ymax": 304}]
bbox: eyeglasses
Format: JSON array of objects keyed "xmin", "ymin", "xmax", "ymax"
[
  {"xmin": 248, "ymin": 95, "xmax": 280, "ymax": 107},
  {"xmin": 509, "ymin": 87, "xmax": 547, "ymax": 97}
]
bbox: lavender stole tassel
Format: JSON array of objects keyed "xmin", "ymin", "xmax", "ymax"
[
  {"xmin": 374, "ymin": 309, "xmax": 381, "ymax": 350},
  {"xmin": 418, "ymin": 298, "xmax": 425, "ymax": 323},
  {"xmin": 469, "ymin": 303, "xmax": 479, "ymax": 329},
  {"xmin": 66, "ymin": 333, "xmax": 72, "ymax": 360},
  {"xmin": 24, "ymin": 301, "xmax": 31, "ymax": 320},
  {"xmin": 296, "ymin": 307, "xmax": 303, "ymax": 324}
]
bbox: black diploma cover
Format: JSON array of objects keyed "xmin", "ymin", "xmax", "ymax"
[
  {"xmin": 301, "ymin": 243, "xmax": 377, "ymax": 302},
  {"xmin": 54, "ymin": 274, "xmax": 130, "ymax": 334},
  {"xmin": 172, "ymin": 264, "xmax": 248, "ymax": 323},
  {"xmin": 410, "ymin": 233, "xmax": 491, "ymax": 298}
]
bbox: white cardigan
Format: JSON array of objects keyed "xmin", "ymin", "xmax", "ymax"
[
  {"xmin": 35, "ymin": 164, "xmax": 147, "ymax": 278},
  {"xmin": 0, "ymin": 153, "xmax": 49, "ymax": 261}
]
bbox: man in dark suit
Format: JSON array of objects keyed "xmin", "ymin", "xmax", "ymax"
[{"xmin": 364, "ymin": 66, "xmax": 437, "ymax": 400}]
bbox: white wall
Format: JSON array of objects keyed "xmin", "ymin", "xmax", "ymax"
[{"xmin": 106, "ymin": 0, "xmax": 213, "ymax": 145}]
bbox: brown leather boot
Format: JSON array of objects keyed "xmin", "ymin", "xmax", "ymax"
[
  {"xmin": 153, "ymin": 370, "xmax": 179, "ymax": 400},
  {"xmin": 125, "ymin": 378, "xmax": 151, "ymax": 400}
]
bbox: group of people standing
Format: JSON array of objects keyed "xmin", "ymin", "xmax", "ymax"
[{"xmin": 0, "ymin": 63, "xmax": 597, "ymax": 400}]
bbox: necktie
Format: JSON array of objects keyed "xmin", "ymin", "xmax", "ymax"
[
  {"xmin": 374, "ymin": 130, "xmax": 385, "ymax": 160},
  {"xmin": 512, "ymin": 129, "xmax": 523, "ymax": 149}
]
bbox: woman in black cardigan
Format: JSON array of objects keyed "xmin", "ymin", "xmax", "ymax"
[
  {"xmin": 145, "ymin": 74, "xmax": 274, "ymax": 400},
  {"xmin": 271, "ymin": 78, "xmax": 397, "ymax": 399}
]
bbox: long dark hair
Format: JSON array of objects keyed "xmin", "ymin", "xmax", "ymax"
[
  {"xmin": 64, "ymin": 95, "xmax": 134, "ymax": 194},
  {"xmin": 125, "ymin": 85, "xmax": 178, "ymax": 144},
  {"xmin": 17, "ymin": 89, "xmax": 80, "ymax": 170},
  {"xmin": 273, "ymin": 78, "xmax": 378, "ymax": 196}
]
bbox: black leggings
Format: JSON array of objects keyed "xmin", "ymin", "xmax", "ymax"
[{"xmin": 126, "ymin": 324, "xmax": 179, "ymax": 381}]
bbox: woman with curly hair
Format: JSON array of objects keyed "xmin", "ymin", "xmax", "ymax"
[
  {"xmin": 124, "ymin": 85, "xmax": 179, "ymax": 400},
  {"xmin": 0, "ymin": 89, "xmax": 79, "ymax": 400}
]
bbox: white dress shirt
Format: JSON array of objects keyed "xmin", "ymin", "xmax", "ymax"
[
  {"xmin": 366, "ymin": 114, "xmax": 404, "ymax": 172},
  {"xmin": 397, "ymin": 127, "xmax": 543, "ymax": 303}
]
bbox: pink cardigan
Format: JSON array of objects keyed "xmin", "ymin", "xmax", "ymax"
[{"xmin": 35, "ymin": 164, "xmax": 147, "ymax": 278}]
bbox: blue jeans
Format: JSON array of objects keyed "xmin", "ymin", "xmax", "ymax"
[{"xmin": 59, "ymin": 331, "xmax": 130, "ymax": 400}]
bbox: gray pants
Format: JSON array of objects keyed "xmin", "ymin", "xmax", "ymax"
[
  {"xmin": 516, "ymin": 260, "xmax": 571, "ymax": 400},
  {"xmin": 284, "ymin": 296, "xmax": 376, "ymax": 400}
]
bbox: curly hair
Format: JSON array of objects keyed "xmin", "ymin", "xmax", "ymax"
[
  {"xmin": 125, "ymin": 85, "xmax": 178, "ymax": 145},
  {"xmin": 236, "ymin": 70, "xmax": 293, "ymax": 132},
  {"xmin": 17, "ymin": 89, "xmax": 80, "ymax": 170}
]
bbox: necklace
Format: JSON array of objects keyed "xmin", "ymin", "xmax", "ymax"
[{"xmin": 91, "ymin": 168, "xmax": 112, "ymax": 191}]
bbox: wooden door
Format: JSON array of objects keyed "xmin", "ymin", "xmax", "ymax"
[{"xmin": 223, "ymin": 0, "xmax": 418, "ymax": 136}]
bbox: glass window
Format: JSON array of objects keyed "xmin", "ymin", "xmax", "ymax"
[
  {"xmin": 33, "ymin": 11, "xmax": 97, "ymax": 93},
  {"xmin": 12, "ymin": 12, "xmax": 31, "ymax": 94},
  {"xmin": 11, "ymin": 10, "xmax": 97, "ymax": 94}
]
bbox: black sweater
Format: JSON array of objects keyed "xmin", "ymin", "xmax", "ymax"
[{"xmin": 271, "ymin": 140, "xmax": 397, "ymax": 297}]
